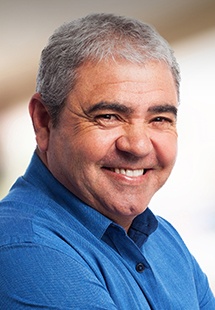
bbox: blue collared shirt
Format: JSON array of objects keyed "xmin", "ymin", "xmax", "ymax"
[{"xmin": 0, "ymin": 153, "xmax": 214, "ymax": 309}]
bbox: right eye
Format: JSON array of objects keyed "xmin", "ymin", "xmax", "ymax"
[{"xmin": 94, "ymin": 114, "xmax": 122, "ymax": 127}]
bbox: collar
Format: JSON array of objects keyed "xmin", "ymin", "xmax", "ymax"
[{"xmin": 128, "ymin": 208, "xmax": 158, "ymax": 247}]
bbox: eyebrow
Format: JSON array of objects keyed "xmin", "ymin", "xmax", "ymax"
[
  {"xmin": 148, "ymin": 104, "xmax": 178, "ymax": 117},
  {"xmin": 86, "ymin": 101, "xmax": 134, "ymax": 115}
]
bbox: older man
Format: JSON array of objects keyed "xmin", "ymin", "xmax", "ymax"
[{"xmin": 0, "ymin": 13, "xmax": 214, "ymax": 309}]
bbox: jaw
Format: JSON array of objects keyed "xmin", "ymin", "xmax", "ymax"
[{"xmin": 82, "ymin": 167, "xmax": 163, "ymax": 222}]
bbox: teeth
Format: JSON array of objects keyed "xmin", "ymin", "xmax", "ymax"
[{"xmin": 114, "ymin": 168, "xmax": 144, "ymax": 177}]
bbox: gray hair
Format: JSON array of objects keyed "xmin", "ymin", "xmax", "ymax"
[{"xmin": 36, "ymin": 13, "xmax": 180, "ymax": 125}]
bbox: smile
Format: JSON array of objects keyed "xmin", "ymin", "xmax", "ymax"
[{"xmin": 110, "ymin": 168, "xmax": 145, "ymax": 177}]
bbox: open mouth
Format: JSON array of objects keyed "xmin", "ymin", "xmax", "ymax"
[{"xmin": 104, "ymin": 168, "xmax": 147, "ymax": 177}]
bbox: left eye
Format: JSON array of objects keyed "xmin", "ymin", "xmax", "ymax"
[
  {"xmin": 150, "ymin": 116, "xmax": 175, "ymax": 129},
  {"xmin": 153, "ymin": 117, "xmax": 172, "ymax": 123}
]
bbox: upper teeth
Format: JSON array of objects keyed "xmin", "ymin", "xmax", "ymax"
[{"xmin": 114, "ymin": 168, "xmax": 144, "ymax": 177}]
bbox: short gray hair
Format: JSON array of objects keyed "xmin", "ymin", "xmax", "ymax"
[{"xmin": 36, "ymin": 13, "xmax": 180, "ymax": 125}]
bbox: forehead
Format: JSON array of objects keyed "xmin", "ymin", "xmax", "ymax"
[{"xmin": 71, "ymin": 60, "xmax": 178, "ymax": 108}]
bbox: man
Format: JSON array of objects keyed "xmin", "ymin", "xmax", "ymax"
[{"xmin": 0, "ymin": 13, "xmax": 214, "ymax": 309}]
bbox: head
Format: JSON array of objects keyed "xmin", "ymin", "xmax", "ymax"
[
  {"xmin": 36, "ymin": 13, "xmax": 180, "ymax": 126},
  {"xmin": 30, "ymin": 13, "xmax": 180, "ymax": 230}
]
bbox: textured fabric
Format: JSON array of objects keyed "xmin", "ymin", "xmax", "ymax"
[{"xmin": 0, "ymin": 153, "xmax": 214, "ymax": 309}]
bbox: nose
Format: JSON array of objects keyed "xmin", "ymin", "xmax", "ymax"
[{"xmin": 115, "ymin": 123, "xmax": 153, "ymax": 158}]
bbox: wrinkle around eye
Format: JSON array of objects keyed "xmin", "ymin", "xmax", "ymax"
[
  {"xmin": 66, "ymin": 106, "xmax": 125, "ymax": 132},
  {"xmin": 65, "ymin": 106, "xmax": 100, "ymax": 135}
]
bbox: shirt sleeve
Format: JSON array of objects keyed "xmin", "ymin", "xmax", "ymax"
[
  {"xmin": 155, "ymin": 216, "xmax": 215, "ymax": 309},
  {"xmin": 191, "ymin": 254, "xmax": 215, "ymax": 309},
  {"xmin": 0, "ymin": 244, "xmax": 118, "ymax": 309}
]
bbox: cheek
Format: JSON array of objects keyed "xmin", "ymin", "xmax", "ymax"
[
  {"xmin": 153, "ymin": 133, "xmax": 178, "ymax": 166},
  {"xmin": 73, "ymin": 129, "xmax": 121, "ymax": 160}
]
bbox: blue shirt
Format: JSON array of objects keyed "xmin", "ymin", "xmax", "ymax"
[{"xmin": 0, "ymin": 153, "xmax": 214, "ymax": 309}]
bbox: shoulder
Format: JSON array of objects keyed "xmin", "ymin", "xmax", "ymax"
[
  {"xmin": 0, "ymin": 184, "xmax": 118, "ymax": 308},
  {"xmin": 155, "ymin": 215, "xmax": 188, "ymax": 245}
]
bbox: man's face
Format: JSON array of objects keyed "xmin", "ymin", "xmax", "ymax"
[{"xmin": 42, "ymin": 60, "xmax": 178, "ymax": 229}]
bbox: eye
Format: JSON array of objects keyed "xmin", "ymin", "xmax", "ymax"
[
  {"xmin": 94, "ymin": 114, "xmax": 123, "ymax": 127},
  {"xmin": 96, "ymin": 114, "xmax": 117, "ymax": 120},
  {"xmin": 150, "ymin": 116, "xmax": 176, "ymax": 129},
  {"xmin": 154, "ymin": 116, "xmax": 172, "ymax": 122}
]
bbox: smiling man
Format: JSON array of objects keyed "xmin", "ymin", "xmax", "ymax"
[{"xmin": 0, "ymin": 13, "xmax": 214, "ymax": 309}]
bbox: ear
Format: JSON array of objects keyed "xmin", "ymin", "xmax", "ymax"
[{"xmin": 29, "ymin": 93, "xmax": 51, "ymax": 153}]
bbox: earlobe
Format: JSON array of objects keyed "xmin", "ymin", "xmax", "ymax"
[{"xmin": 29, "ymin": 93, "xmax": 51, "ymax": 153}]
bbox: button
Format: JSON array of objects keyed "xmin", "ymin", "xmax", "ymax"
[{"xmin": 136, "ymin": 262, "xmax": 144, "ymax": 273}]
